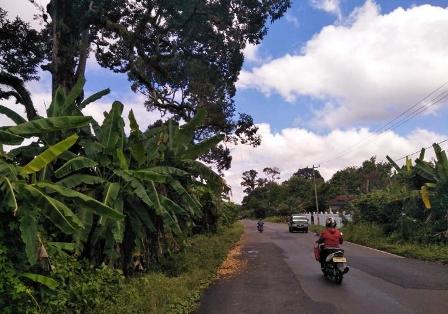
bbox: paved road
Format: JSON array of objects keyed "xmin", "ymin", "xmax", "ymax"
[{"xmin": 198, "ymin": 220, "xmax": 448, "ymax": 314}]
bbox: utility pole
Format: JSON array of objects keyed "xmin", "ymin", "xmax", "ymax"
[{"xmin": 311, "ymin": 164, "xmax": 320, "ymax": 214}]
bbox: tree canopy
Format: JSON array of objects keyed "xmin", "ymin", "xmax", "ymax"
[{"xmin": 0, "ymin": 0, "xmax": 292, "ymax": 170}]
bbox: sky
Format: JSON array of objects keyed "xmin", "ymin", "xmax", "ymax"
[{"xmin": 2, "ymin": 0, "xmax": 448, "ymax": 203}]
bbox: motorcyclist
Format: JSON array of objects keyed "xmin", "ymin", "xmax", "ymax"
[
  {"xmin": 316, "ymin": 217, "xmax": 343, "ymax": 268},
  {"xmin": 257, "ymin": 219, "xmax": 264, "ymax": 231}
]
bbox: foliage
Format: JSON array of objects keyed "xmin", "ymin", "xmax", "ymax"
[
  {"xmin": 101, "ymin": 222, "xmax": 243, "ymax": 314},
  {"xmin": 0, "ymin": 0, "xmax": 294, "ymax": 170},
  {"xmin": 0, "ymin": 244, "xmax": 35, "ymax": 314},
  {"xmin": 38, "ymin": 248, "xmax": 125, "ymax": 313},
  {"xmin": 342, "ymin": 223, "xmax": 448, "ymax": 264},
  {"xmin": 241, "ymin": 169, "xmax": 259, "ymax": 194},
  {"xmin": 0, "ymin": 76, "xmax": 240, "ymax": 310},
  {"xmin": 0, "ymin": 8, "xmax": 44, "ymax": 81}
]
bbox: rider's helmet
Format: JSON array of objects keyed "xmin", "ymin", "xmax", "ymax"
[{"xmin": 325, "ymin": 217, "xmax": 336, "ymax": 228}]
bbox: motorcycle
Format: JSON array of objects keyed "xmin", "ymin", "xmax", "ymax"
[
  {"xmin": 314, "ymin": 244, "xmax": 349, "ymax": 284},
  {"xmin": 257, "ymin": 223, "xmax": 264, "ymax": 233}
]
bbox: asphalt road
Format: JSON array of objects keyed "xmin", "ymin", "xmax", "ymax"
[{"xmin": 198, "ymin": 220, "xmax": 448, "ymax": 314}]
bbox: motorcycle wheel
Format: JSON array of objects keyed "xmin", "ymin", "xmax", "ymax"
[{"xmin": 335, "ymin": 271, "xmax": 343, "ymax": 284}]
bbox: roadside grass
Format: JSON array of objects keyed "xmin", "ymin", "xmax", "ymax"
[
  {"xmin": 309, "ymin": 224, "xmax": 324, "ymax": 233},
  {"xmin": 311, "ymin": 223, "xmax": 448, "ymax": 264},
  {"xmin": 264, "ymin": 216, "xmax": 288, "ymax": 223},
  {"xmin": 103, "ymin": 222, "xmax": 244, "ymax": 314},
  {"xmin": 343, "ymin": 223, "xmax": 448, "ymax": 264}
]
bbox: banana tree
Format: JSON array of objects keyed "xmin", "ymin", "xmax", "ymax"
[
  {"xmin": 0, "ymin": 133, "xmax": 122, "ymax": 267},
  {"xmin": 387, "ymin": 143, "xmax": 448, "ymax": 236}
]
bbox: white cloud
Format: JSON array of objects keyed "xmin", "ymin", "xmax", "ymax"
[
  {"xmin": 311, "ymin": 0, "xmax": 342, "ymax": 20},
  {"xmin": 238, "ymin": 2, "xmax": 448, "ymax": 128},
  {"xmin": 242, "ymin": 43, "xmax": 262, "ymax": 64},
  {"xmin": 224, "ymin": 123, "xmax": 446, "ymax": 203},
  {"xmin": 285, "ymin": 14, "xmax": 300, "ymax": 28}
]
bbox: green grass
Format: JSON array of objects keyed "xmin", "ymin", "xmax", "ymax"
[
  {"xmin": 102, "ymin": 222, "xmax": 244, "ymax": 314},
  {"xmin": 311, "ymin": 223, "xmax": 448, "ymax": 264},
  {"xmin": 342, "ymin": 223, "xmax": 448, "ymax": 264},
  {"xmin": 309, "ymin": 224, "xmax": 324, "ymax": 233}
]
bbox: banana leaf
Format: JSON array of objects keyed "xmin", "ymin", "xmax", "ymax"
[
  {"xmin": 100, "ymin": 101, "xmax": 125, "ymax": 152},
  {"xmin": 181, "ymin": 134, "xmax": 224, "ymax": 160},
  {"xmin": 415, "ymin": 159, "xmax": 438, "ymax": 182},
  {"xmin": 173, "ymin": 107, "xmax": 207, "ymax": 149},
  {"xmin": 35, "ymin": 182, "xmax": 124, "ymax": 220},
  {"xmin": 115, "ymin": 171, "xmax": 155, "ymax": 209},
  {"xmin": 386, "ymin": 155, "xmax": 401, "ymax": 172},
  {"xmin": 22, "ymin": 184, "xmax": 83, "ymax": 234},
  {"xmin": 147, "ymin": 166, "xmax": 189, "ymax": 177},
  {"xmin": 119, "ymin": 169, "xmax": 166, "ymax": 183},
  {"xmin": 56, "ymin": 174, "xmax": 105, "ymax": 188},
  {"xmin": 7, "ymin": 142, "xmax": 43, "ymax": 160},
  {"xmin": 128, "ymin": 110, "xmax": 146, "ymax": 165},
  {"xmin": 18, "ymin": 210, "xmax": 38, "ymax": 264},
  {"xmin": 104, "ymin": 182, "xmax": 120, "ymax": 207},
  {"xmin": 168, "ymin": 178, "xmax": 201, "ymax": 214},
  {"xmin": 20, "ymin": 134, "xmax": 79, "ymax": 175},
  {"xmin": 47, "ymin": 86, "xmax": 65, "ymax": 117},
  {"xmin": 181, "ymin": 159, "xmax": 229, "ymax": 193},
  {"xmin": 130, "ymin": 204, "xmax": 156, "ymax": 233},
  {"xmin": 433, "ymin": 143, "xmax": 448, "ymax": 180},
  {"xmin": 0, "ymin": 130, "xmax": 24, "ymax": 145},
  {"xmin": 0, "ymin": 176, "xmax": 18, "ymax": 213},
  {"xmin": 21, "ymin": 273, "xmax": 59, "ymax": 290},
  {"xmin": 0, "ymin": 104, "xmax": 26, "ymax": 124},
  {"xmin": 54, "ymin": 156, "xmax": 98, "ymax": 178},
  {"xmin": 8, "ymin": 116, "xmax": 91, "ymax": 136},
  {"xmin": 78, "ymin": 88, "xmax": 110, "ymax": 110},
  {"xmin": 48, "ymin": 242, "xmax": 75, "ymax": 252},
  {"xmin": 63, "ymin": 76, "xmax": 85, "ymax": 114},
  {"xmin": 116, "ymin": 148, "xmax": 129, "ymax": 170},
  {"xmin": 0, "ymin": 159, "xmax": 18, "ymax": 178}
]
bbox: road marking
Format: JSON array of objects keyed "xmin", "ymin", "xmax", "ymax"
[{"xmin": 347, "ymin": 242, "xmax": 405, "ymax": 258}]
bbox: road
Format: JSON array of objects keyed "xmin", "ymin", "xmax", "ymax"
[{"xmin": 198, "ymin": 220, "xmax": 448, "ymax": 314}]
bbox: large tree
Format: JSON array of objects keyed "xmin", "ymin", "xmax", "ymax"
[
  {"xmin": 241, "ymin": 169, "xmax": 258, "ymax": 194},
  {"xmin": 0, "ymin": 0, "xmax": 291, "ymax": 170}
]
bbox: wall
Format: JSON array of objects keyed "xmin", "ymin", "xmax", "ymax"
[{"xmin": 305, "ymin": 211, "xmax": 352, "ymax": 227}]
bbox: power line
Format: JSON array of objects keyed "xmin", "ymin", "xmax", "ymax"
[
  {"xmin": 317, "ymin": 81, "xmax": 448, "ymax": 165},
  {"xmin": 394, "ymin": 138, "xmax": 448, "ymax": 162}
]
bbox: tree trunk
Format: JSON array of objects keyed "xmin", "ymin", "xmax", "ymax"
[{"xmin": 50, "ymin": 0, "xmax": 89, "ymax": 95}]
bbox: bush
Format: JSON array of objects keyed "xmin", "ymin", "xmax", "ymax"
[
  {"xmin": 104, "ymin": 222, "xmax": 244, "ymax": 313},
  {"xmin": 38, "ymin": 248, "xmax": 125, "ymax": 313},
  {"xmin": 342, "ymin": 222, "xmax": 448, "ymax": 264},
  {"xmin": 0, "ymin": 244, "xmax": 35, "ymax": 314}
]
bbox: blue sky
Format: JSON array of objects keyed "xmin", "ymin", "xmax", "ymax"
[
  {"xmin": 2, "ymin": 0, "xmax": 448, "ymax": 202},
  {"xmin": 237, "ymin": 0, "xmax": 448, "ymax": 135}
]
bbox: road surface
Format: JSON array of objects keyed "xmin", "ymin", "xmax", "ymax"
[{"xmin": 198, "ymin": 220, "xmax": 448, "ymax": 314}]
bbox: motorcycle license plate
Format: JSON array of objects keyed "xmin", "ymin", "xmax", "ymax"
[{"xmin": 333, "ymin": 257, "xmax": 347, "ymax": 263}]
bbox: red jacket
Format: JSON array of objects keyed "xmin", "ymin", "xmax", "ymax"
[{"xmin": 318, "ymin": 228, "xmax": 343, "ymax": 248}]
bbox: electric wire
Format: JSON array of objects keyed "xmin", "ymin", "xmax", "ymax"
[
  {"xmin": 394, "ymin": 138, "xmax": 448, "ymax": 162},
  {"xmin": 316, "ymin": 81, "xmax": 448, "ymax": 165}
]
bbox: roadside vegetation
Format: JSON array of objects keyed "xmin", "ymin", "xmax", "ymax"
[
  {"xmin": 241, "ymin": 147, "xmax": 448, "ymax": 264},
  {"xmin": 102, "ymin": 222, "xmax": 243, "ymax": 314},
  {"xmin": 310, "ymin": 223, "xmax": 448, "ymax": 264},
  {"xmin": 0, "ymin": 1, "xmax": 291, "ymax": 312}
]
